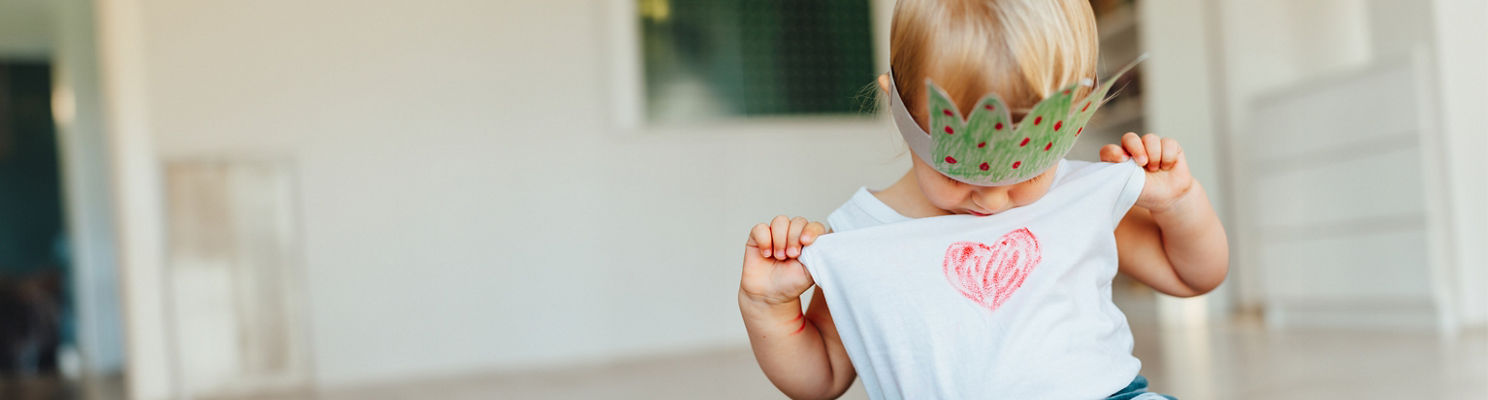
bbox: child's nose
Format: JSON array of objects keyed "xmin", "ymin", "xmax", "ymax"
[{"xmin": 971, "ymin": 189, "xmax": 1011, "ymax": 214}]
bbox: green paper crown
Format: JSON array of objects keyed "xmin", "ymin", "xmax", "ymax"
[{"xmin": 890, "ymin": 56, "xmax": 1144, "ymax": 186}]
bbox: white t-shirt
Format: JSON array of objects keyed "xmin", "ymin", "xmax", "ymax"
[{"xmin": 799, "ymin": 159, "xmax": 1147, "ymax": 400}]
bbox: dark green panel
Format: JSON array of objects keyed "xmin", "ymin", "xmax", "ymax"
[
  {"xmin": 0, "ymin": 63, "xmax": 65, "ymax": 274},
  {"xmin": 640, "ymin": 0, "xmax": 876, "ymax": 122}
]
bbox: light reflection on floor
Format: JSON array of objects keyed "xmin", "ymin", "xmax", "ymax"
[
  {"xmin": 304, "ymin": 315, "xmax": 1488, "ymax": 400},
  {"xmin": 3, "ymin": 316, "xmax": 1485, "ymax": 399}
]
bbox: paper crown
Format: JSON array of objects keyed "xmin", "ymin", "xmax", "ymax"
[{"xmin": 889, "ymin": 56, "xmax": 1146, "ymax": 186}]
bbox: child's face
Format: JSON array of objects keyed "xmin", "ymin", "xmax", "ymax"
[{"xmin": 910, "ymin": 154, "xmax": 1058, "ymax": 216}]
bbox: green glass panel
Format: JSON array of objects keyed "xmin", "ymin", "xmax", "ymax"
[{"xmin": 639, "ymin": 0, "xmax": 876, "ymax": 122}]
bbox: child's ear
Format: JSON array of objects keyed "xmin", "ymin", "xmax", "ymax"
[{"xmin": 877, "ymin": 74, "xmax": 891, "ymax": 96}]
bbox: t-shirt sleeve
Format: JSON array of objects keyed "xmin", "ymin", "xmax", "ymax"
[
  {"xmin": 1111, "ymin": 161, "xmax": 1146, "ymax": 225},
  {"xmin": 798, "ymin": 244, "xmax": 824, "ymax": 289}
]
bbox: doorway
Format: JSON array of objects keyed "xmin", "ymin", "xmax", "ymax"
[{"xmin": 0, "ymin": 61, "xmax": 72, "ymax": 396}]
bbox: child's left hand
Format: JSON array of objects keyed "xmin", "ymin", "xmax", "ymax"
[{"xmin": 1099, "ymin": 132, "xmax": 1195, "ymax": 213}]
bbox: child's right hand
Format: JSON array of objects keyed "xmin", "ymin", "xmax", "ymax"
[{"xmin": 740, "ymin": 215, "xmax": 828, "ymax": 306}]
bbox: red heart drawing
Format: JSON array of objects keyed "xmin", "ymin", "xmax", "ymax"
[{"xmin": 942, "ymin": 228, "xmax": 1042, "ymax": 311}]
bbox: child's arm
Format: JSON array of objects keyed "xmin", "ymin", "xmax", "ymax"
[
  {"xmin": 739, "ymin": 216, "xmax": 856, "ymax": 399},
  {"xmin": 1102, "ymin": 133, "xmax": 1230, "ymax": 297}
]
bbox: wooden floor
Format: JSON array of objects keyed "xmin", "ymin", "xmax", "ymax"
[
  {"xmin": 302, "ymin": 318, "xmax": 1487, "ymax": 400},
  {"xmin": 5, "ymin": 317, "xmax": 1486, "ymax": 399}
]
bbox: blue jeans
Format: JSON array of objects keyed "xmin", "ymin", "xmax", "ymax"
[{"xmin": 1105, "ymin": 375, "xmax": 1176, "ymax": 400}]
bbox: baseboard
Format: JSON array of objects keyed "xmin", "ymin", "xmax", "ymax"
[{"xmin": 1265, "ymin": 298, "xmax": 1442, "ymax": 331}]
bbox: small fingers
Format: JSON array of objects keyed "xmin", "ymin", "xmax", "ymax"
[
  {"xmin": 786, "ymin": 217, "xmax": 808, "ymax": 258},
  {"xmin": 1121, "ymin": 133, "xmax": 1146, "ymax": 166},
  {"xmin": 1160, "ymin": 138, "xmax": 1181, "ymax": 170},
  {"xmin": 1142, "ymin": 134, "xmax": 1163, "ymax": 171},
  {"xmin": 748, "ymin": 223, "xmax": 771, "ymax": 258},
  {"xmin": 1099, "ymin": 144, "xmax": 1129, "ymax": 163},
  {"xmin": 801, "ymin": 222, "xmax": 827, "ymax": 245},
  {"xmin": 770, "ymin": 215, "xmax": 790, "ymax": 261}
]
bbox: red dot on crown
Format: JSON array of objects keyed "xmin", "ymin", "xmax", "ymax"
[
  {"xmin": 985, "ymin": 104, "xmax": 994, "ymax": 110},
  {"xmin": 1034, "ymin": 116, "xmax": 1043, "ymax": 125},
  {"xmin": 944, "ymin": 126, "xmax": 954, "ymax": 134},
  {"xmin": 995, "ymin": 122, "xmax": 1004, "ymax": 130},
  {"xmin": 977, "ymin": 142, "xmax": 986, "ymax": 148},
  {"xmin": 943, "ymin": 109, "xmax": 952, "ymax": 116},
  {"xmin": 1012, "ymin": 161, "xmax": 1022, "ymax": 169},
  {"xmin": 1020, "ymin": 138, "xmax": 1030, "ymax": 147},
  {"xmin": 1082, "ymin": 102, "xmax": 1091, "ymax": 112},
  {"xmin": 1044, "ymin": 142, "xmax": 1053, "ymax": 151},
  {"xmin": 945, "ymin": 156, "xmax": 958, "ymax": 164},
  {"xmin": 1054, "ymin": 121, "xmax": 1063, "ymax": 131},
  {"xmin": 979, "ymin": 162, "xmax": 990, "ymax": 171}
]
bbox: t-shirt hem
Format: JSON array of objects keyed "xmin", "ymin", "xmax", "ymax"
[{"xmin": 1112, "ymin": 161, "xmax": 1146, "ymax": 224}]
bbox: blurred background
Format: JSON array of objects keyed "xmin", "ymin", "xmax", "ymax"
[{"xmin": 0, "ymin": 0, "xmax": 1484, "ymax": 399}]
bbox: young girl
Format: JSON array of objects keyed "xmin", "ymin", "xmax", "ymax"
[{"xmin": 737, "ymin": 1, "xmax": 1228, "ymax": 399}]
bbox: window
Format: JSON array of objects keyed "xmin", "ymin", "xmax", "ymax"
[{"xmin": 638, "ymin": 0, "xmax": 877, "ymax": 123}]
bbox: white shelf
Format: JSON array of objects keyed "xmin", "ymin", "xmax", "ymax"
[
  {"xmin": 1090, "ymin": 97, "xmax": 1145, "ymax": 133},
  {"xmin": 1093, "ymin": 4, "xmax": 1145, "ymax": 135},
  {"xmin": 1097, "ymin": 6, "xmax": 1138, "ymax": 42}
]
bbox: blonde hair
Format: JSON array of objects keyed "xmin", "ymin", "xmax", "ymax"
[{"xmin": 890, "ymin": 0, "xmax": 1099, "ymax": 129}]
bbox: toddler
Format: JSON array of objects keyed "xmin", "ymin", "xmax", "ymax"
[{"xmin": 737, "ymin": 0, "xmax": 1229, "ymax": 399}]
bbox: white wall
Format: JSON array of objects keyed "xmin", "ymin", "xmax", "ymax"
[
  {"xmin": 96, "ymin": 0, "xmax": 172, "ymax": 397},
  {"xmin": 1212, "ymin": 0, "xmax": 1376, "ymax": 310},
  {"xmin": 54, "ymin": 0, "xmax": 127, "ymax": 375},
  {"xmin": 1428, "ymin": 0, "xmax": 1488, "ymax": 327},
  {"xmin": 100, "ymin": 0, "xmax": 908, "ymax": 396},
  {"xmin": 1136, "ymin": 0, "xmax": 1229, "ymax": 325}
]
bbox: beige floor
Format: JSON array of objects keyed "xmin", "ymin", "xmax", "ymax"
[
  {"xmin": 6, "ymin": 316, "xmax": 1486, "ymax": 399},
  {"xmin": 305, "ymin": 316, "xmax": 1486, "ymax": 400}
]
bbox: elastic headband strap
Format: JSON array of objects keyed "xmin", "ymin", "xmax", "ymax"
[{"xmin": 886, "ymin": 72, "xmax": 939, "ymax": 175}]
